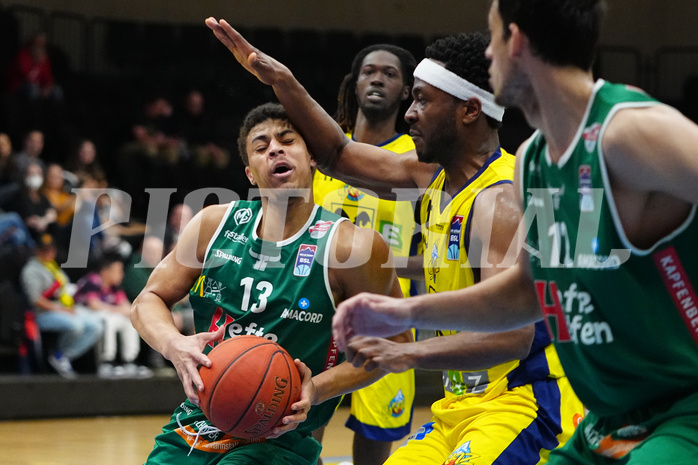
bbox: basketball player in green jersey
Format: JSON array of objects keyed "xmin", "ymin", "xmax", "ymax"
[
  {"xmin": 206, "ymin": 20, "xmax": 583, "ymax": 465},
  {"xmin": 312, "ymin": 44, "xmax": 417, "ymax": 465},
  {"xmin": 331, "ymin": 1, "xmax": 698, "ymax": 463},
  {"xmin": 131, "ymin": 103, "xmax": 411, "ymax": 465}
]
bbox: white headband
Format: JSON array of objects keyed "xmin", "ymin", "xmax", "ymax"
[{"xmin": 413, "ymin": 58, "xmax": 505, "ymax": 122}]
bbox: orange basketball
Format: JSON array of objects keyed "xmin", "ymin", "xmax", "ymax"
[{"xmin": 198, "ymin": 335, "xmax": 302, "ymax": 439}]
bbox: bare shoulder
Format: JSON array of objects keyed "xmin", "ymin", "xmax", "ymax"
[
  {"xmin": 175, "ymin": 203, "xmax": 231, "ymax": 268},
  {"xmin": 330, "ymin": 220, "xmax": 388, "ymax": 266},
  {"xmin": 328, "ymin": 220, "xmax": 398, "ymax": 302}
]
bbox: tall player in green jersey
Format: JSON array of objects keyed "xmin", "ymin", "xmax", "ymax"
[
  {"xmin": 330, "ymin": 1, "xmax": 698, "ymax": 464},
  {"xmin": 206, "ymin": 20, "xmax": 582, "ymax": 465},
  {"xmin": 131, "ymin": 103, "xmax": 411, "ymax": 465},
  {"xmin": 312, "ymin": 44, "xmax": 417, "ymax": 465}
]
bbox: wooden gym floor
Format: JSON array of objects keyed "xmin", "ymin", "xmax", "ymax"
[{"xmin": 0, "ymin": 406, "xmax": 435, "ymax": 465}]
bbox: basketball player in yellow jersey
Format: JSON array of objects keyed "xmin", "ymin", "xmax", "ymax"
[
  {"xmin": 312, "ymin": 44, "xmax": 418, "ymax": 465},
  {"xmin": 206, "ymin": 20, "xmax": 583, "ymax": 464}
]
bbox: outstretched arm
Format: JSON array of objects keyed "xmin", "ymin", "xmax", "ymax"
[{"xmin": 205, "ymin": 18, "xmax": 436, "ymax": 194}]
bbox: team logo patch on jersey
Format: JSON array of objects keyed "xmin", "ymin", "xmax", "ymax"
[
  {"xmin": 389, "ymin": 389, "xmax": 406, "ymax": 417},
  {"xmin": 294, "ymin": 244, "xmax": 317, "ymax": 276},
  {"xmin": 346, "ymin": 186, "xmax": 364, "ymax": 201},
  {"xmin": 309, "ymin": 220, "xmax": 333, "ymax": 239},
  {"xmin": 583, "ymin": 123, "xmax": 602, "ymax": 153},
  {"xmin": 233, "ymin": 208, "xmax": 253, "ymax": 225},
  {"xmin": 428, "ymin": 244, "xmax": 440, "ymax": 283},
  {"xmin": 248, "ymin": 248, "xmax": 281, "ymax": 271},
  {"xmin": 444, "ymin": 441, "xmax": 479, "ymax": 464},
  {"xmin": 447, "ymin": 216, "xmax": 464, "ymax": 261},
  {"xmin": 579, "ymin": 165, "xmax": 594, "ymax": 212}
]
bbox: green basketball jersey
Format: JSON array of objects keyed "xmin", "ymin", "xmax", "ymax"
[
  {"xmin": 189, "ymin": 200, "xmax": 348, "ymax": 434},
  {"xmin": 522, "ymin": 80, "xmax": 698, "ymax": 417}
]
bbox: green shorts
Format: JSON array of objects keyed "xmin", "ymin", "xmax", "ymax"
[
  {"xmin": 144, "ymin": 401, "xmax": 322, "ymax": 465},
  {"xmin": 549, "ymin": 390, "xmax": 698, "ymax": 464}
]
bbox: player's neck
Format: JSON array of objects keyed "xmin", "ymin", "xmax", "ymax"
[
  {"xmin": 352, "ymin": 112, "xmax": 399, "ymax": 146},
  {"xmin": 258, "ymin": 196, "xmax": 315, "ymax": 242},
  {"xmin": 441, "ymin": 126, "xmax": 500, "ymax": 197},
  {"xmin": 523, "ymin": 66, "xmax": 595, "ymax": 163}
]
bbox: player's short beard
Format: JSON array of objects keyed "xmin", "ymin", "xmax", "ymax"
[
  {"xmin": 359, "ymin": 99, "xmax": 402, "ymax": 126},
  {"xmin": 416, "ymin": 125, "xmax": 459, "ymax": 165}
]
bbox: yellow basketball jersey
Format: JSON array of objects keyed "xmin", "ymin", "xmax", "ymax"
[
  {"xmin": 313, "ymin": 133, "xmax": 416, "ymax": 297},
  {"xmin": 419, "ymin": 148, "xmax": 520, "ymax": 398}
]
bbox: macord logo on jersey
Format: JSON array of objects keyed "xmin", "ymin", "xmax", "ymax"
[
  {"xmin": 447, "ymin": 216, "xmax": 463, "ymax": 261},
  {"xmin": 583, "ymin": 123, "xmax": 601, "ymax": 153},
  {"xmin": 309, "ymin": 220, "xmax": 333, "ymax": 239},
  {"xmin": 280, "ymin": 308, "xmax": 324, "ymax": 323},
  {"xmin": 234, "ymin": 208, "xmax": 253, "ymax": 225},
  {"xmin": 224, "ymin": 230, "xmax": 248, "ymax": 244},
  {"xmin": 294, "ymin": 244, "xmax": 317, "ymax": 277}
]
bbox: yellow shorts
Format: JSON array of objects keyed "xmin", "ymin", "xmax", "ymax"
[
  {"xmin": 386, "ymin": 376, "xmax": 583, "ymax": 464},
  {"xmin": 345, "ymin": 369, "xmax": 416, "ymax": 441}
]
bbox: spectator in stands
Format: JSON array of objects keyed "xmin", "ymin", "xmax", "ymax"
[
  {"xmin": 12, "ymin": 129, "xmax": 45, "ymax": 181},
  {"xmin": 118, "ymin": 96, "xmax": 182, "ymax": 219},
  {"xmin": 0, "ymin": 132, "xmax": 17, "ymax": 188},
  {"xmin": 42, "ymin": 163, "xmax": 75, "ymax": 234},
  {"xmin": 7, "ymin": 31, "xmax": 63, "ymax": 102},
  {"xmin": 74, "ymin": 252, "xmax": 152, "ymax": 379},
  {"xmin": 0, "ymin": 210, "xmax": 35, "ymax": 250},
  {"xmin": 66, "ymin": 138, "xmax": 105, "ymax": 186},
  {"xmin": 7, "ymin": 161, "xmax": 57, "ymax": 240},
  {"xmin": 176, "ymin": 89, "xmax": 230, "ymax": 176},
  {"xmin": 125, "ymin": 95, "xmax": 182, "ymax": 165},
  {"xmin": 163, "ymin": 202, "xmax": 193, "ymax": 254},
  {"xmin": 19, "ymin": 233, "xmax": 103, "ymax": 378}
]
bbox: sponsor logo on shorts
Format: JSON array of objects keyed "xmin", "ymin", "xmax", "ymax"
[
  {"xmin": 294, "ymin": 244, "xmax": 317, "ymax": 276},
  {"xmin": 389, "ymin": 389, "xmax": 405, "ymax": 417}
]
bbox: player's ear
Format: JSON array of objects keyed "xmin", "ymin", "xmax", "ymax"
[
  {"xmin": 509, "ymin": 23, "xmax": 526, "ymax": 58},
  {"xmin": 245, "ymin": 166, "xmax": 256, "ymax": 185},
  {"xmin": 401, "ymin": 85, "xmax": 410, "ymax": 101},
  {"xmin": 461, "ymin": 97, "xmax": 482, "ymax": 125}
]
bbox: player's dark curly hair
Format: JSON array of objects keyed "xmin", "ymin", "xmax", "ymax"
[
  {"xmin": 334, "ymin": 44, "xmax": 416, "ymax": 134},
  {"xmin": 497, "ymin": 0, "xmax": 606, "ymax": 70},
  {"xmin": 425, "ymin": 32, "xmax": 501, "ymax": 129},
  {"xmin": 237, "ymin": 103, "xmax": 289, "ymax": 166}
]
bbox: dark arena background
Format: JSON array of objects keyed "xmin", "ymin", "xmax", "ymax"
[{"xmin": 0, "ymin": 0, "xmax": 697, "ymax": 463}]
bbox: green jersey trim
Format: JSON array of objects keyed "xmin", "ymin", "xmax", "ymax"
[{"xmin": 596, "ymin": 102, "xmax": 697, "ymax": 256}]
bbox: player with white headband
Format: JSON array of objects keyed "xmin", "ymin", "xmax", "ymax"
[{"xmin": 207, "ymin": 19, "xmax": 583, "ymax": 465}]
